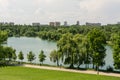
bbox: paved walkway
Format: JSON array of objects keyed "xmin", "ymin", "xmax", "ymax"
[{"xmin": 23, "ymin": 64, "xmax": 120, "ymax": 77}]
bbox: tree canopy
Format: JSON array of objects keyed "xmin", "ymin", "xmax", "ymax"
[{"xmin": 39, "ymin": 50, "xmax": 46, "ymax": 64}]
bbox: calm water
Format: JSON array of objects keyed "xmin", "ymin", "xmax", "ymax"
[
  {"xmin": 6, "ymin": 37, "xmax": 57, "ymax": 65},
  {"xmin": 6, "ymin": 37, "xmax": 114, "ymax": 69}
]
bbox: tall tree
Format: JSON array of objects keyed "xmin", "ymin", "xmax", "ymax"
[
  {"xmin": 0, "ymin": 46, "xmax": 5, "ymax": 61},
  {"xmin": 72, "ymin": 34, "xmax": 85, "ymax": 68},
  {"xmin": 12, "ymin": 49, "xmax": 17, "ymax": 61},
  {"xmin": 18, "ymin": 51, "xmax": 24, "ymax": 63},
  {"xmin": 57, "ymin": 33, "xmax": 76, "ymax": 68},
  {"xmin": 0, "ymin": 31, "xmax": 8, "ymax": 65},
  {"xmin": 4, "ymin": 47, "xmax": 14, "ymax": 61},
  {"xmin": 82, "ymin": 36, "xmax": 91, "ymax": 69},
  {"xmin": 27, "ymin": 51, "xmax": 35, "ymax": 63},
  {"xmin": 87, "ymin": 28, "xmax": 106, "ymax": 74},
  {"xmin": 39, "ymin": 50, "xmax": 46, "ymax": 65},
  {"xmin": 50, "ymin": 50, "xmax": 61, "ymax": 66}
]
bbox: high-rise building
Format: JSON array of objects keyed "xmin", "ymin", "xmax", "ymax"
[
  {"xmin": 54, "ymin": 22, "xmax": 60, "ymax": 26},
  {"xmin": 76, "ymin": 21, "xmax": 80, "ymax": 25},
  {"xmin": 117, "ymin": 22, "xmax": 120, "ymax": 24},
  {"xmin": 49, "ymin": 22, "xmax": 55, "ymax": 26},
  {"xmin": 49, "ymin": 22, "xmax": 61, "ymax": 27},
  {"xmin": 64, "ymin": 21, "xmax": 67, "ymax": 26}
]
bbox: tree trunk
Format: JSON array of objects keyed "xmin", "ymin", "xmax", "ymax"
[
  {"xmin": 86, "ymin": 64, "xmax": 89, "ymax": 69},
  {"xmin": 77, "ymin": 63, "xmax": 81, "ymax": 69},
  {"xmin": 88, "ymin": 64, "xmax": 89, "ymax": 69},
  {"xmin": 57, "ymin": 60, "xmax": 59, "ymax": 66},
  {"xmin": 97, "ymin": 64, "xmax": 99, "ymax": 75},
  {"xmin": 93, "ymin": 63, "xmax": 95, "ymax": 69},
  {"xmin": 70, "ymin": 52, "xmax": 74, "ymax": 69},
  {"xmin": 69, "ymin": 63, "xmax": 74, "ymax": 68}
]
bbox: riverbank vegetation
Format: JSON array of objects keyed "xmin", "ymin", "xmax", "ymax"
[{"xmin": 0, "ymin": 24, "xmax": 120, "ymax": 72}]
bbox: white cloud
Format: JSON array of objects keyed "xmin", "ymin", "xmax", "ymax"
[
  {"xmin": 79, "ymin": 0, "xmax": 104, "ymax": 11},
  {"xmin": 0, "ymin": 0, "xmax": 9, "ymax": 8},
  {"xmin": 0, "ymin": 0, "xmax": 120, "ymax": 24}
]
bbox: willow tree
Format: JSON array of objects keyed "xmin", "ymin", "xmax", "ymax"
[
  {"xmin": 72, "ymin": 34, "xmax": 85, "ymax": 68},
  {"xmin": 57, "ymin": 33, "xmax": 77, "ymax": 68},
  {"xmin": 50, "ymin": 50, "xmax": 61, "ymax": 66},
  {"xmin": 87, "ymin": 29, "xmax": 106, "ymax": 74},
  {"xmin": 82, "ymin": 36, "xmax": 91, "ymax": 69}
]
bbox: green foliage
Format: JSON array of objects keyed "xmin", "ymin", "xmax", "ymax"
[
  {"xmin": 0, "ymin": 46, "xmax": 5, "ymax": 61},
  {"xmin": 12, "ymin": 49, "xmax": 17, "ymax": 61},
  {"xmin": 0, "ymin": 31, "xmax": 8, "ymax": 44},
  {"xmin": 87, "ymin": 29, "xmax": 106, "ymax": 74},
  {"xmin": 57, "ymin": 33, "xmax": 88, "ymax": 68},
  {"xmin": 39, "ymin": 50, "xmax": 46, "ymax": 64},
  {"xmin": 50, "ymin": 50, "xmax": 61, "ymax": 66},
  {"xmin": 24, "ymin": 31, "xmax": 37, "ymax": 37},
  {"xmin": 1, "ymin": 23, "xmax": 120, "ymax": 70},
  {"xmin": 27, "ymin": 51, "xmax": 36, "ymax": 63},
  {"xmin": 0, "ymin": 23, "xmax": 120, "ymax": 42},
  {"xmin": 56, "ymin": 28, "xmax": 107, "ymax": 71},
  {"xmin": 57, "ymin": 33, "xmax": 75, "ymax": 68},
  {"xmin": 3, "ymin": 47, "xmax": 15, "ymax": 61},
  {"xmin": 81, "ymin": 36, "xmax": 91, "ymax": 68},
  {"xmin": 0, "ymin": 46, "xmax": 16, "ymax": 66},
  {"xmin": 18, "ymin": 51, "xmax": 24, "ymax": 62},
  {"xmin": 112, "ymin": 33, "xmax": 120, "ymax": 69},
  {"xmin": 73, "ymin": 34, "xmax": 86, "ymax": 68}
]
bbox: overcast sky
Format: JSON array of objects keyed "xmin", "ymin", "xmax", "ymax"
[{"xmin": 0, "ymin": 0, "xmax": 120, "ymax": 25}]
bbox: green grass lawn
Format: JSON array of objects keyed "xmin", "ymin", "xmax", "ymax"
[{"xmin": 0, "ymin": 66, "xmax": 119, "ymax": 80}]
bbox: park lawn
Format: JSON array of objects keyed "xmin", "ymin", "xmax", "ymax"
[{"xmin": 0, "ymin": 66, "xmax": 119, "ymax": 80}]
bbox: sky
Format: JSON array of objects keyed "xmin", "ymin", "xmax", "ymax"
[{"xmin": 0, "ymin": 0, "xmax": 120, "ymax": 25}]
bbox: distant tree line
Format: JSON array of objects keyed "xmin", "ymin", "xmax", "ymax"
[{"xmin": 0, "ymin": 24, "xmax": 120, "ymax": 41}]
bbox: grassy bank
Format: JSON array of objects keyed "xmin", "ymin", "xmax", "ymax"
[{"xmin": 0, "ymin": 66, "xmax": 119, "ymax": 80}]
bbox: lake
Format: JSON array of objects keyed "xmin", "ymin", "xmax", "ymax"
[{"xmin": 6, "ymin": 37, "xmax": 114, "ymax": 69}]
